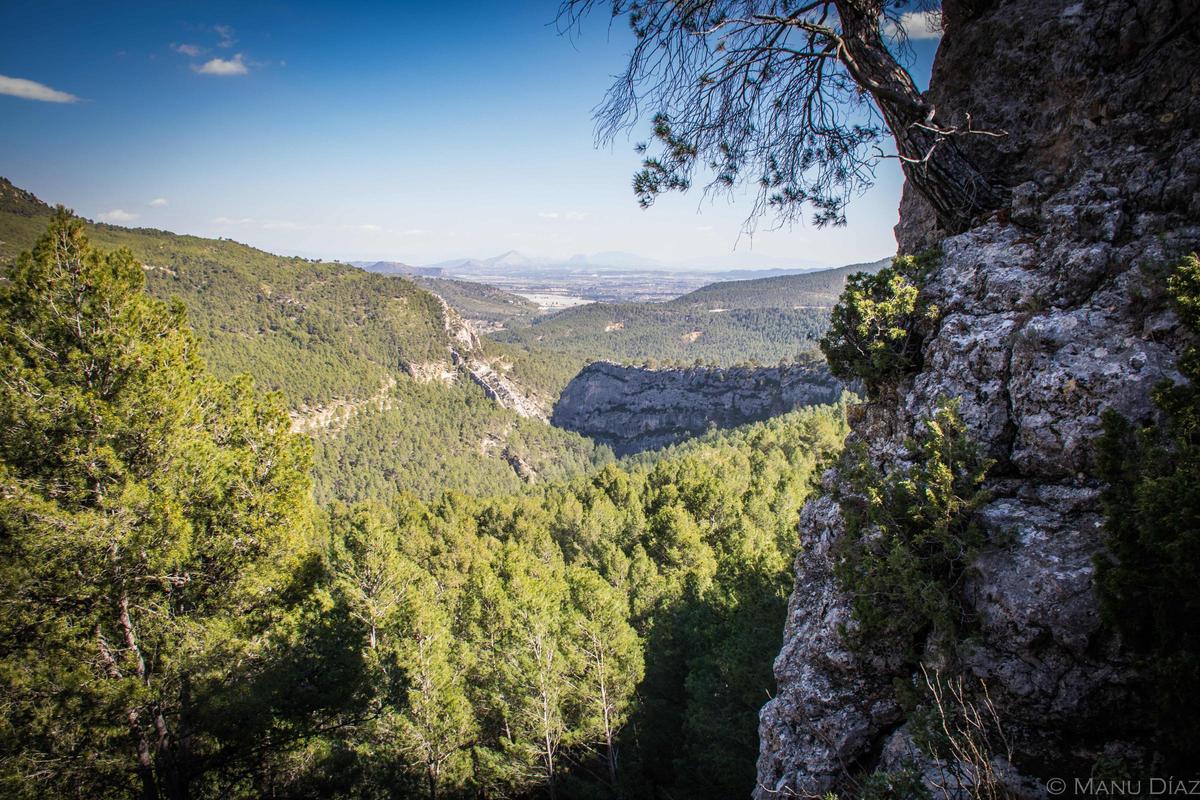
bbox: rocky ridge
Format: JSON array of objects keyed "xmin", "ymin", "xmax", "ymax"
[
  {"xmin": 434, "ymin": 294, "xmax": 550, "ymax": 421},
  {"xmin": 755, "ymin": 0, "xmax": 1199, "ymax": 796},
  {"xmin": 552, "ymin": 361, "xmax": 844, "ymax": 455}
]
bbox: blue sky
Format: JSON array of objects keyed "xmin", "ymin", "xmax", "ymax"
[{"xmin": 0, "ymin": 1, "xmax": 941, "ymax": 268}]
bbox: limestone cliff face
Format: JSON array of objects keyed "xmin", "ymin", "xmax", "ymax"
[
  {"xmin": 428, "ymin": 294, "xmax": 550, "ymax": 420},
  {"xmin": 756, "ymin": 0, "xmax": 1199, "ymax": 796},
  {"xmin": 552, "ymin": 362, "xmax": 843, "ymax": 455}
]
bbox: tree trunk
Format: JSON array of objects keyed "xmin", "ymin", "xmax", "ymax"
[
  {"xmin": 97, "ymin": 625, "xmax": 159, "ymax": 800},
  {"xmin": 601, "ymin": 683, "xmax": 619, "ymax": 795},
  {"xmin": 833, "ymin": 0, "xmax": 1006, "ymax": 232},
  {"xmin": 545, "ymin": 732, "xmax": 557, "ymax": 800}
]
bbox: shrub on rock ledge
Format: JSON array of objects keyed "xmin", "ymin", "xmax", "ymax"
[
  {"xmin": 833, "ymin": 399, "xmax": 992, "ymax": 662},
  {"xmin": 820, "ymin": 253, "xmax": 940, "ymax": 399}
]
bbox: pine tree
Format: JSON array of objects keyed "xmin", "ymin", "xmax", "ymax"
[
  {"xmin": 0, "ymin": 212, "xmax": 317, "ymax": 799},
  {"xmin": 394, "ymin": 582, "xmax": 475, "ymax": 800},
  {"xmin": 565, "ymin": 566, "xmax": 643, "ymax": 795}
]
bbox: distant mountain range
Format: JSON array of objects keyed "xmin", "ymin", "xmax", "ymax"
[{"xmin": 353, "ymin": 249, "xmax": 853, "ymax": 277}]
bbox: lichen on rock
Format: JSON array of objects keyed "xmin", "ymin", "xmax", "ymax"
[{"xmin": 756, "ymin": 0, "xmax": 1200, "ymax": 795}]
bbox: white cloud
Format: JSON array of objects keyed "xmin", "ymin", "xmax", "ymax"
[
  {"xmin": 171, "ymin": 43, "xmax": 204, "ymax": 57},
  {"xmin": 0, "ymin": 74, "xmax": 80, "ymax": 103},
  {"xmin": 213, "ymin": 25, "xmax": 237, "ymax": 49},
  {"xmin": 398, "ymin": 229, "xmax": 428, "ymax": 237},
  {"xmin": 538, "ymin": 210, "xmax": 589, "ymax": 221},
  {"xmin": 260, "ymin": 220, "xmax": 302, "ymax": 230},
  {"xmin": 193, "ymin": 54, "xmax": 248, "ymax": 76},
  {"xmin": 885, "ymin": 10, "xmax": 943, "ymax": 40},
  {"xmin": 212, "ymin": 216, "xmax": 254, "ymax": 225},
  {"xmin": 148, "ymin": 197, "xmax": 169, "ymax": 208},
  {"xmin": 98, "ymin": 209, "xmax": 139, "ymax": 223}
]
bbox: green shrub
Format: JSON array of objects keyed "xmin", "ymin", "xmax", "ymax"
[
  {"xmin": 833, "ymin": 399, "xmax": 992, "ymax": 660},
  {"xmin": 1095, "ymin": 253, "xmax": 1200, "ymax": 764},
  {"xmin": 856, "ymin": 763, "xmax": 931, "ymax": 800},
  {"xmin": 820, "ymin": 253, "xmax": 940, "ymax": 398}
]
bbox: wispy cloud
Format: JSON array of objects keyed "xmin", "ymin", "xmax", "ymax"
[
  {"xmin": 98, "ymin": 209, "xmax": 138, "ymax": 223},
  {"xmin": 213, "ymin": 25, "xmax": 237, "ymax": 49},
  {"xmin": 171, "ymin": 43, "xmax": 204, "ymax": 57},
  {"xmin": 193, "ymin": 54, "xmax": 248, "ymax": 76},
  {"xmin": 885, "ymin": 10, "xmax": 943, "ymax": 41},
  {"xmin": 538, "ymin": 211, "xmax": 589, "ymax": 221},
  {"xmin": 0, "ymin": 74, "xmax": 80, "ymax": 103},
  {"xmin": 211, "ymin": 216, "xmax": 303, "ymax": 230},
  {"xmin": 398, "ymin": 229, "xmax": 428, "ymax": 237},
  {"xmin": 148, "ymin": 197, "xmax": 169, "ymax": 208}
]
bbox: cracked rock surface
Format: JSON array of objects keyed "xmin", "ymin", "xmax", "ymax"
[
  {"xmin": 551, "ymin": 361, "xmax": 844, "ymax": 456},
  {"xmin": 756, "ymin": 0, "xmax": 1199, "ymax": 795}
]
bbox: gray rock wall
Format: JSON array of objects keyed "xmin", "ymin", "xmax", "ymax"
[
  {"xmin": 757, "ymin": 0, "xmax": 1200, "ymax": 796},
  {"xmin": 551, "ymin": 362, "xmax": 844, "ymax": 455}
]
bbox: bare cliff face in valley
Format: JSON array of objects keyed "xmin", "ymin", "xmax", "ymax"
[
  {"xmin": 756, "ymin": 0, "xmax": 1199, "ymax": 796},
  {"xmin": 552, "ymin": 361, "xmax": 844, "ymax": 455},
  {"xmin": 423, "ymin": 293, "xmax": 551, "ymax": 421}
]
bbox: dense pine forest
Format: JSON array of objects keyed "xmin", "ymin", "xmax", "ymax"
[{"xmin": 0, "ymin": 209, "xmax": 850, "ymax": 799}]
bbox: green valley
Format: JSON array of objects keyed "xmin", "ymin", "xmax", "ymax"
[
  {"xmin": 487, "ymin": 259, "xmax": 888, "ymax": 395},
  {"xmin": 0, "ymin": 210, "xmax": 852, "ymax": 800},
  {"xmin": 0, "ymin": 178, "xmax": 610, "ymax": 502}
]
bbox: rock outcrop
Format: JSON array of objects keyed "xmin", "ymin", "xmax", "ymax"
[
  {"xmin": 756, "ymin": 0, "xmax": 1199, "ymax": 796},
  {"xmin": 552, "ymin": 361, "xmax": 844, "ymax": 455},
  {"xmin": 433, "ymin": 294, "xmax": 550, "ymax": 420},
  {"xmin": 288, "ymin": 376, "xmax": 398, "ymax": 435}
]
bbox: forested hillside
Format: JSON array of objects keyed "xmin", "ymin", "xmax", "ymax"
[
  {"xmin": 488, "ymin": 259, "xmax": 887, "ymax": 396},
  {"xmin": 0, "ymin": 213, "xmax": 851, "ymax": 800},
  {"xmin": 414, "ymin": 276, "xmax": 540, "ymax": 327},
  {"xmin": 0, "ymin": 178, "xmax": 447, "ymax": 408},
  {"xmin": 0, "ymin": 178, "xmax": 608, "ymax": 500},
  {"xmin": 670, "ymin": 258, "xmax": 890, "ymax": 309},
  {"xmin": 491, "ymin": 303, "xmax": 831, "ymax": 394}
]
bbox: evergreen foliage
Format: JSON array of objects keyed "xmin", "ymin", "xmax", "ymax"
[
  {"xmin": 494, "ymin": 303, "xmax": 832, "ymax": 396},
  {"xmin": 670, "ymin": 258, "xmax": 891, "ymax": 310},
  {"xmin": 0, "ymin": 209, "xmax": 855, "ymax": 800},
  {"xmin": 820, "ymin": 254, "xmax": 940, "ymax": 398},
  {"xmin": 833, "ymin": 400, "xmax": 992, "ymax": 660},
  {"xmin": 1096, "ymin": 253, "xmax": 1200, "ymax": 764},
  {"xmin": 0, "ymin": 180, "xmax": 612, "ymax": 499},
  {"xmin": 414, "ymin": 277, "xmax": 540, "ymax": 325},
  {"xmin": 0, "ymin": 211, "xmax": 352, "ymax": 798}
]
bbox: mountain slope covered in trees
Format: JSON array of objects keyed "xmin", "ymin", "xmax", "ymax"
[
  {"xmin": 487, "ymin": 258, "xmax": 888, "ymax": 396},
  {"xmin": 0, "ymin": 178, "xmax": 608, "ymax": 501},
  {"xmin": 414, "ymin": 276, "xmax": 540, "ymax": 327},
  {"xmin": 669, "ymin": 258, "xmax": 890, "ymax": 309},
  {"xmin": 0, "ymin": 213, "xmax": 853, "ymax": 800}
]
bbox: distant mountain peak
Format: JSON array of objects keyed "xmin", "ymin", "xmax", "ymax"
[{"xmin": 487, "ymin": 250, "xmax": 538, "ymax": 266}]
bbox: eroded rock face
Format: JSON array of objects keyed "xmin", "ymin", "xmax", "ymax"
[
  {"xmin": 551, "ymin": 361, "xmax": 843, "ymax": 455},
  {"xmin": 431, "ymin": 294, "xmax": 550, "ymax": 420},
  {"xmin": 757, "ymin": 0, "xmax": 1199, "ymax": 795}
]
